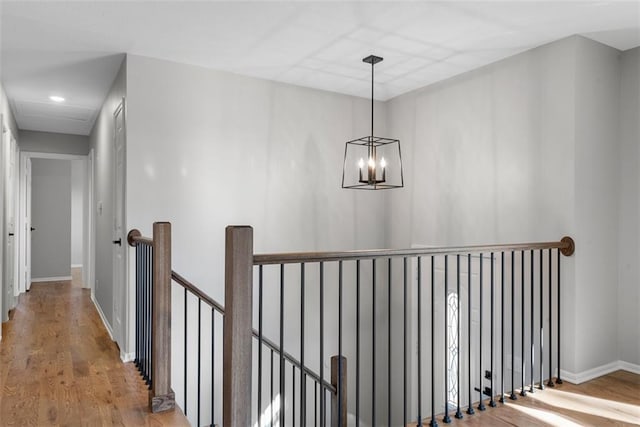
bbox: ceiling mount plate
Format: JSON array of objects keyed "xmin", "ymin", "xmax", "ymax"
[{"xmin": 362, "ymin": 55, "xmax": 383, "ymax": 65}]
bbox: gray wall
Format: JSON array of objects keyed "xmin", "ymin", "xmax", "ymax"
[
  {"xmin": 31, "ymin": 158, "xmax": 71, "ymax": 279},
  {"xmin": 89, "ymin": 57, "xmax": 126, "ymax": 326},
  {"xmin": 387, "ymin": 35, "xmax": 633, "ymax": 387},
  {"xmin": 618, "ymin": 46, "xmax": 640, "ymax": 366},
  {"xmin": 19, "ymin": 130, "xmax": 89, "ymax": 155},
  {"xmin": 573, "ymin": 36, "xmax": 621, "ymax": 373},
  {"xmin": 126, "ymin": 54, "xmax": 387, "ymax": 425}
]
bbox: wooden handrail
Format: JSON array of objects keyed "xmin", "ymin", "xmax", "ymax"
[
  {"xmin": 253, "ymin": 236, "xmax": 575, "ymax": 265},
  {"xmin": 171, "ymin": 270, "xmax": 225, "ymax": 315},
  {"xmin": 252, "ymin": 329, "xmax": 337, "ymax": 394},
  {"xmin": 171, "ymin": 270, "xmax": 335, "ymax": 394},
  {"xmin": 127, "ymin": 229, "xmax": 153, "ymax": 246}
]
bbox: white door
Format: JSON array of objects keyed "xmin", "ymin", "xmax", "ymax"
[
  {"xmin": 0, "ymin": 120, "xmax": 5, "ymax": 321},
  {"xmin": 112, "ymin": 99, "xmax": 126, "ymax": 349},
  {"xmin": 2, "ymin": 125, "xmax": 16, "ymax": 318},
  {"xmin": 24, "ymin": 157, "xmax": 32, "ymax": 291}
]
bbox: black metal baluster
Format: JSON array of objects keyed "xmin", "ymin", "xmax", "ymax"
[
  {"xmin": 258, "ymin": 265, "xmax": 263, "ymax": 425},
  {"xmin": 142, "ymin": 246, "xmax": 149, "ymax": 385},
  {"xmin": 271, "ymin": 349, "xmax": 274, "ymax": 427},
  {"xmin": 388, "ymin": 258, "xmax": 392, "ymax": 427},
  {"xmin": 530, "ymin": 250, "xmax": 535, "ymax": 394},
  {"xmin": 372, "ymin": 259, "xmax": 376, "ymax": 427},
  {"xmin": 556, "ymin": 249, "xmax": 563, "ymax": 384},
  {"xmin": 280, "ymin": 264, "xmax": 285, "ymax": 427},
  {"xmin": 300, "ymin": 263, "xmax": 306, "ymax": 425},
  {"xmin": 489, "ymin": 252, "xmax": 496, "ymax": 407},
  {"xmin": 319, "ymin": 262, "xmax": 325, "ymax": 427},
  {"xmin": 520, "ymin": 250, "xmax": 526, "ymax": 397},
  {"xmin": 478, "ymin": 253, "xmax": 486, "ymax": 411},
  {"xmin": 510, "ymin": 252, "xmax": 517, "ymax": 401},
  {"xmin": 443, "ymin": 255, "xmax": 451, "ymax": 424},
  {"xmin": 356, "ymin": 260, "xmax": 361, "ymax": 427},
  {"xmin": 467, "ymin": 254, "xmax": 475, "ymax": 416},
  {"xmin": 314, "ymin": 381, "xmax": 318, "ymax": 427},
  {"xmin": 143, "ymin": 246, "xmax": 147, "ymax": 381},
  {"xmin": 197, "ymin": 299, "xmax": 201, "ymax": 427},
  {"xmin": 184, "ymin": 287, "xmax": 188, "ymax": 413},
  {"xmin": 539, "ymin": 249, "xmax": 544, "ymax": 390},
  {"xmin": 214, "ymin": 315, "xmax": 221, "ymax": 421},
  {"xmin": 293, "ymin": 365, "xmax": 296, "ymax": 427},
  {"xmin": 402, "ymin": 258, "xmax": 407, "ymax": 426},
  {"xmin": 417, "ymin": 256, "xmax": 423, "ymax": 426},
  {"xmin": 135, "ymin": 247, "xmax": 139, "ymax": 368},
  {"xmin": 430, "ymin": 256, "xmax": 438, "ymax": 427},
  {"xmin": 547, "ymin": 249, "xmax": 555, "ymax": 388},
  {"xmin": 500, "ymin": 252, "xmax": 505, "ymax": 404},
  {"xmin": 339, "ymin": 260, "xmax": 344, "ymax": 427},
  {"xmin": 455, "ymin": 255, "xmax": 463, "ymax": 419}
]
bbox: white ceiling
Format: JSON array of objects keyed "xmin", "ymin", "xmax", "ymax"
[{"xmin": 1, "ymin": 1, "xmax": 639, "ymax": 136}]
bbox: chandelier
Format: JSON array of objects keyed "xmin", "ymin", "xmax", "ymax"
[{"xmin": 342, "ymin": 55, "xmax": 403, "ymax": 190}]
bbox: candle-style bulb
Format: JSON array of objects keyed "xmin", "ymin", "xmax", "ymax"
[
  {"xmin": 380, "ymin": 157, "xmax": 387, "ymax": 168},
  {"xmin": 368, "ymin": 157, "xmax": 375, "ymax": 168},
  {"xmin": 358, "ymin": 158, "xmax": 364, "ymax": 169}
]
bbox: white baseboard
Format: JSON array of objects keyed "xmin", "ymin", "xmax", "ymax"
[
  {"xmin": 31, "ymin": 276, "xmax": 72, "ymax": 283},
  {"xmin": 561, "ymin": 360, "xmax": 640, "ymax": 384},
  {"xmin": 91, "ymin": 292, "xmax": 115, "ymax": 342},
  {"xmin": 619, "ymin": 360, "xmax": 640, "ymax": 375},
  {"xmin": 71, "ymin": 264, "xmax": 83, "ymax": 269},
  {"xmin": 121, "ymin": 352, "xmax": 135, "ymax": 363}
]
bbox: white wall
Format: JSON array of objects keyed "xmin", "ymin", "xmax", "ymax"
[
  {"xmin": 31, "ymin": 158, "xmax": 71, "ymax": 279},
  {"xmin": 618, "ymin": 46, "xmax": 640, "ymax": 366},
  {"xmin": 126, "ymin": 54, "xmax": 387, "ymax": 425},
  {"xmin": 89, "ymin": 57, "xmax": 126, "ymax": 326},
  {"xmin": 385, "ymin": 34, "xmax": 633, "ymax": 398},
  {"xmin": 573, "ymin": 37, "xmax": 621, "ymax": 374},
  {"xmin": 387, "ymin": 37, "xmax": 578, "ymax": 391},
  {"xmin": 127, "ymin": 54, "xmax": 387, "ymax": 301},
  {"xmin": 19, "ymin": 130, "xmax": 89, "ymax": 155},
  {"xmin": 71, "ymin": 159, "xmax": 85, "ymax": 267}
]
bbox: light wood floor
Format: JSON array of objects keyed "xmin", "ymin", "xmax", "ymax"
[
  {"xmin": 0, "ymin": 272, "xmax": 189, "ymax": 426},
  {"xmin": 409, "ymin": 371, "xmax": 640, "ymax": 427}
]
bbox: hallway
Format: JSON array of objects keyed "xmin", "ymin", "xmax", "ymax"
[{"xmin": 0, "ymin": 273, "xmax": 188, "ymax": 426}]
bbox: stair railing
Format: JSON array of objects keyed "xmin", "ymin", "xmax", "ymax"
[
  {"xmin": 129, "ymin": 223, "xmax": 576, "ymax": 427},
  {"xmin": 127, "ymin": 222, "xmax": 175, "ymax": 413}
]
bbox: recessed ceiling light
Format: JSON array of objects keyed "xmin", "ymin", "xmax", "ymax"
[{"xmin": 49, "ymin": 95, "xmax": 65, "ymax": 103}]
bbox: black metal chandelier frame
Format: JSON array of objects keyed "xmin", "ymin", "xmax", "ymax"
[{"xmin": 342, "ymin": 55, "xmax": 404, "ymax": 190}]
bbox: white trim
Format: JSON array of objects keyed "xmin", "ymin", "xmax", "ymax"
[
  {"xmin": 91, "ymin": 292, "xmax": 114, "ymax": 341},
  {"xmin": 121, "ymin": 352, "xmax": 135, "ymax": 363},
  {"xmin": 619, "ymin": 360, "xmax": 640, "ymax": 375},
  {"xmin": 71, "ymin": 264, "xmax": 83, "ymax": 268},
  {"xmin": 561, "ymin": 360, "xmax": 640, "ymax": 384},
  {"xmin": 21, "ymin": 151, "xmax": 86, "ymax": 161},
  {"xmin": 31, "ymin": 276, "xmax": 72, "ymax": 283}
]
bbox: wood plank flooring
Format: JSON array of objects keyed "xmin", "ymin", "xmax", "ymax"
[
  {"xmin": 410, "ymin": 370, "xmax": 640, "ymax": 426},
  {"xmin": 0, "ymin": 273, "xmax": 188, "ymax": 426},
  {"xmin": 1, "ymin": 271, "xmax": 639, "ymax": 426}
]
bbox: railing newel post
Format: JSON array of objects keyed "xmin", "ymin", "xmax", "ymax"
[
  {"xmin": 331, "ymin": 355, "xmax": 347, "ymax": 427},
  {"xmin": 150, "ymin": 221, "xmax": 175, "ymax": 412},
  {"xmin": 223, "ymin": 226, "xmax": 253, "ymax": 427}
]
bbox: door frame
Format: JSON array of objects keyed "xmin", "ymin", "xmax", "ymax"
[
  {"xmin": 112, "ymin": 98, "xmax": 127, "ymax": 358},
  {"xmin": 18, "ymin": 152, "xmax": 94, "ymax": 294},
  {"xmin": 2, "ymin": 122, "xmax": 18, "ymax": 321}
]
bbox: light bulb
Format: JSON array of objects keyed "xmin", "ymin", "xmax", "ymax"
[
  {"xmin": 358, "ymin": 158, "xmax": 364, "ymax": 169},
  {"xmin": 368, "ymin": 157, "xmax": 375, "ymax": 168},
  {"xmin": 380, "ymin": 157, "xmax": 387, "ymax": 168}
]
